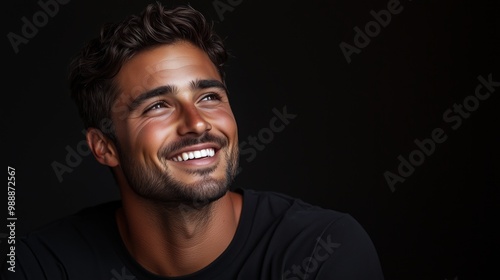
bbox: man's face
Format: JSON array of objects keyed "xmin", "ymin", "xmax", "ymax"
[{"xmin": 111, "ymin": 41, "xmax": 239, "ymax": 205}]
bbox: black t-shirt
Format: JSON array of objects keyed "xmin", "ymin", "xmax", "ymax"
[{"xmin": 1, "ymin": 188, "xmax": 385, "ymax": 279}]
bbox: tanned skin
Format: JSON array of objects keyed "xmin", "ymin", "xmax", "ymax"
[{"xmin": 86, "ymin": 41, "xmax": 242, "ymax": 277}]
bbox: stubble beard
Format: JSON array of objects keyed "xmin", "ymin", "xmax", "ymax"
[{"xmin": 119, "ymin": 135, "xmax": 239, "ymax": 208}]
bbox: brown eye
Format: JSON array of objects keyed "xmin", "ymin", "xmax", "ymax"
[
  {"xmin": 145, "ymin": 101, "xmax": 168, "ymax": 113},
  {"xmin": 201, "ymin": 93, "xmax": 221, "ymax": 101}
]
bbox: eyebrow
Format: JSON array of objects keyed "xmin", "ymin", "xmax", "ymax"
[
  {"xmin": 191, "ymin": 79, "xmax": 227, "ymax": 91},
  {"xmin": 127, "ymin": 79, "xmax": 227, "ymax": 113}
]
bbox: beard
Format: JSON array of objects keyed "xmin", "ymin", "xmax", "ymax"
[{"xmin": 118, "ymin": 133, "xmax": 239, "ymax": 207}]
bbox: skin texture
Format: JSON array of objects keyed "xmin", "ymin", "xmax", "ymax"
[{"xmin": 85, "ymin": 41, "xmax": 243, "ymax": 277}]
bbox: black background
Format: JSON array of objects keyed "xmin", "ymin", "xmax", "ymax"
[{"xmin": 2, "ymin": 0, "xmax": 499, "ymax": 279}]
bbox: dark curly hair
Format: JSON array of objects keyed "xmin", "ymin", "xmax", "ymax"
[{"xmin": 68, "ymin": 2, "xmax": 228, "ymax": 142}]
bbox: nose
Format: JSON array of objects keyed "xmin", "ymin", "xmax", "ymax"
[{"xmin": 176, "ymin": 104, "xmax": 212, "ymax": 136}]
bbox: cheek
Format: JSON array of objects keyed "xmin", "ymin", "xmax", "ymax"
[
  {"xmin": 116, "ymin": 118, "xmax": 174, "ymax": 155},
  {"xmin": 140, "ymin": 117, "xmax": 181, "ymax": 147},
  {"xmin": 209, "ymin": 109, "xmax": 238, "ymax": 140}
]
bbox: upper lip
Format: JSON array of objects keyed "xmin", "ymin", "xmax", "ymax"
[{"xmin": 168, "ymin": 143, "xmax": 219, "ymax": 160}]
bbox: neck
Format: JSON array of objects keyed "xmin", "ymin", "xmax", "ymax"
[{"xmin": 116, "ymin": 189, "xmax": 242, "ymax": 277}]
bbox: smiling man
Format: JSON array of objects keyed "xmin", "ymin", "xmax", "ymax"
[
  {"xmin": 1, "ymin": 2, "xmax": 384, "ymax": 279},
  {"xmin": 107, "ymin": 41, "xmax": 243, "ymax": 276}
]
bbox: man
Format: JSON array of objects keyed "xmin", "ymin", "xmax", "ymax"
[{"xmin": 2, "ymin": 2, "xmax": 384, "ymax": 279}]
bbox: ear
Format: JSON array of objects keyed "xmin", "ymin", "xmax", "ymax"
[{"xmin": 86, "ymin": 128, "xmax": 119, "ymax": 167}]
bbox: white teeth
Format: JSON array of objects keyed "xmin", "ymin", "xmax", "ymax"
[{"xmin": 172, "ymin": 148, "xmax": 215, "ymax": 162}]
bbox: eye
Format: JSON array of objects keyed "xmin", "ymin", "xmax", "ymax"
[
  {"xmin": 201, "ymin": 93, "xmax": 222, "ymax": 102},
  {"xmin": 144, "ymin": 101, "xmax": 168, "ymax": 113}
]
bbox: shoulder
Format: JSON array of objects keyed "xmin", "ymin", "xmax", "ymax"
[
  {"xmin": 237, "ymin": 187, "xmax": 350, "ymax": 225},
  {"xmin": 2, "ymin": 200, "xmax": 123, "ymax": 279},
  {"xmin": 236, "ymin": 188, "xmax": 385, "ymax": 279},
  {"xmin": 21, "ymin": 200, "xmax": 120, "ymax": 244},
  {"xmin": 237, "ymin": 187, "xmax": 372, "ymax": 245}
]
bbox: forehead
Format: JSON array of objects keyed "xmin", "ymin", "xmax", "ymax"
[{"xmin": 115, "ymin": 41, "xmax": 221, "ymax": 99}]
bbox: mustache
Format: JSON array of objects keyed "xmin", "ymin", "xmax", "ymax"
[{"xmin": 158, "ymin": 133, "xmax": 228, "ymax": 158}]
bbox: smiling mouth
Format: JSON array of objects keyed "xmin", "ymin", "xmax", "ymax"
[{"xmin": 171, "ymin": 148, "xmax": 216, "ymax": 162}]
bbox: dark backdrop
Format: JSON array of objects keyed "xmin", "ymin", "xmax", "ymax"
[{"xmin": 2, "ymin": 0, "xmax": 499, "ymax": 279}]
